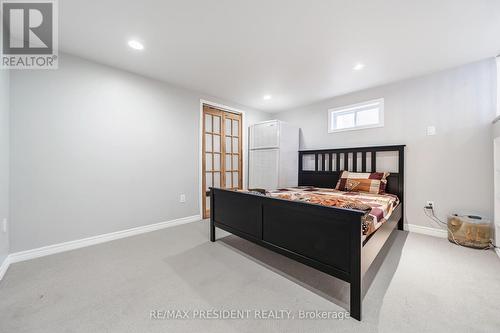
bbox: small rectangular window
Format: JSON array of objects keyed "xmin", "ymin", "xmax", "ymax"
[{"xmin": 328, "ymin": 98, "xmax": 384, "ymax": 133}]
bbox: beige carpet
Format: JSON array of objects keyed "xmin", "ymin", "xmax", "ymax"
[{"xmin": 0, "ymin": 220, "xmax": 499, "ymax": 332}]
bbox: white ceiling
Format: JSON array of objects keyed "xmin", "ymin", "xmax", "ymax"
[{"xmin": 60, "ymin": 0, "xmax": 500, "ymax": 112}]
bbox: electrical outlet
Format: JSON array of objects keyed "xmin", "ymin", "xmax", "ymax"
[
  {"xmin": 2, "ymin": 218, "xmax": 6, "ymax": 233},
  {"xmin": 426, "ymin": 201, "xmax": 434, "ymax": 209},
  {"xmin": 179, "ymin": 194, "xmax": 186, "ymax": 203}
]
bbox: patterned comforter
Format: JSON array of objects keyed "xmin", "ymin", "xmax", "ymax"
[{"xmin": 249, "ymin": 187, "xmax": 399, "ymax": 238}]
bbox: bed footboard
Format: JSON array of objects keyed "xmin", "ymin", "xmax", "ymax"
[{"xmin": 210, "ymin": 188, "xmax": 366, "ymax": 320}]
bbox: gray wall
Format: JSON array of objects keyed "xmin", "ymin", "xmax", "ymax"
[
  {"xmin": 0, "ymin": 70, "xmax": 9, "ymax": 265},
  {"xmin": 275, "ymin": 59, "xmax": 496, "ymax": 228},
  {"xmin": 8, "ymin": 53, "xmax": 495, "ymax": 252},
  {"xmin": 10, "ymin": 53, "xmax": 270, "ymax": 252}
]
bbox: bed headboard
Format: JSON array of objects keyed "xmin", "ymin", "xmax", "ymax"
[{"xmin": 298, "ymin": 145, "xmax": 405, "ymax": 201}]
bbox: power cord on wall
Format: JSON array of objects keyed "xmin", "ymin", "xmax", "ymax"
[{"xmin": 423, "ymin": 205, "xmax": 497, "ymax": 250}]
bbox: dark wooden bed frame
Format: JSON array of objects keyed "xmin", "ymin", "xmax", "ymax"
[{"xmin": 209, "ymin": 145, "xmax": 405, "ymax": 321}]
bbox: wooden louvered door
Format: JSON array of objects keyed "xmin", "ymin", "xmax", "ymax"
[{"xmin": 202, "ymin": 105, "xmax": 243, "ymax": 219}]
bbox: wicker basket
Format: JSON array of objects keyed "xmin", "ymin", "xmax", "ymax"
[{"xmin": 447, "ymin": 215, "xmax": 491, "ymax": 249}]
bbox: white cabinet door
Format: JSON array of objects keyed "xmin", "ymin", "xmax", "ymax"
[
  {"xmin": 249, "ymin": 149, "xmax": 279, "ymax": 190},
  {"xmin": 250, "ymin": 121, "xmax": 279, "ymax": 149}
]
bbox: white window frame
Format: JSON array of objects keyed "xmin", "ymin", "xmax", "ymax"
[{"xmin": 328, "ymin": 98, "xmax": 384, "ymax": 133}]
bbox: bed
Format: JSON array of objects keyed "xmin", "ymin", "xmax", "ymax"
[
  {"xmin": 209, "ymin": 145, "xmax": 405, "ymax": 321},
  {"xmin": 264, "ymin": 187, "xmax": 400, "ymax": 242}
]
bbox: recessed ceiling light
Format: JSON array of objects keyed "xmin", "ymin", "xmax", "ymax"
[
  {"xmin": 353, "ymin": 63, "xmax": 365, "ymax": 71},
  {"xmin": 263, "ymin": 95, "xmax": 272, "ymax": 100},
  {"xmin": 128, "ymin": 40, "xmax": 144, "ymax": 50}
]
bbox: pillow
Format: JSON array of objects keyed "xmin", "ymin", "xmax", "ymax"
[{"xmin": 335, "ymin": 171, "xmax": 389, "ymax": 194}]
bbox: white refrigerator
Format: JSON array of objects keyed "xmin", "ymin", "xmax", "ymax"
[{"xmin": 248, "ymin": 120, "xmax": 300, "ymax": 190}]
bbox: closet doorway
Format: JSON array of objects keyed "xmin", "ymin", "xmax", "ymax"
[{"xmin": 202, "ymin": 104, "xmax": 243, "ymax": 219}]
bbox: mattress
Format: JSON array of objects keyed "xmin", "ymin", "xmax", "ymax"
[{"xmin": 259, "ymin": 187, "xmax": 400, "ymax": 239}]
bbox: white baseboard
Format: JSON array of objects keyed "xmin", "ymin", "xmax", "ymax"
[
  {"xmin": 405, "ymin": 223, "xmax": 447, "ymax": 238},
  {"xmin": 1, "ymin": 214, "xmax": 201, "ymax": 281},
  {"xmin": 0, "ymin": 217, "xmax": 461, "ymax": 282},
  {"xmin": 495, "ymin": 248, "xmax": 500, "ymax": 260},
  {"xmin": 0, "ymin": 256, "xmax": 11, "ymax": 282}
]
